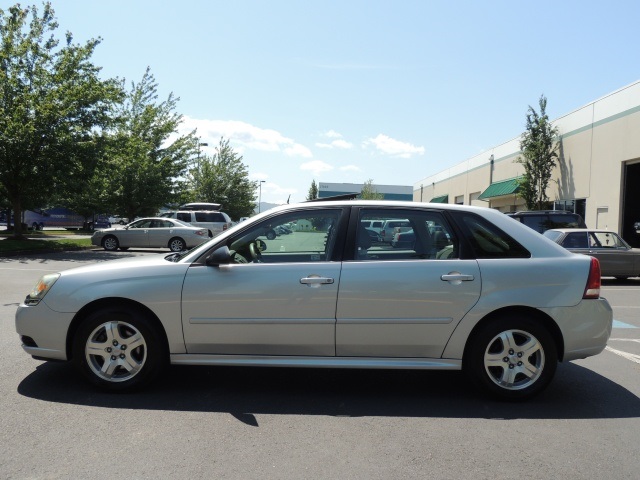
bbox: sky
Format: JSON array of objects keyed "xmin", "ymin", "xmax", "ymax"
[{"xmin": 7, "ymin": 0, "xmax": 640, "ymax": 204}]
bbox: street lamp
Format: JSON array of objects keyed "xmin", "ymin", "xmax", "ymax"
[
  {"xmin": 197, "ymin": 142, "xmax": 208, "ymax": 164},
  {"xmin": 258, "ymin": 180, "xmax": 265, "ymax": 213}
]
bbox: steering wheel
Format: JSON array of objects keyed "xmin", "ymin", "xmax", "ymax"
[{"xmin": 249, "ymin": 241, "xmax": 262, "ymax": 262}]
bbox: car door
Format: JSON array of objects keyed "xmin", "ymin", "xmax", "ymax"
[
  {"xmin": 147, "ymin": 219, "xmax": 172, "ymax": 248},
  {"xmin": 587, "ymin": 231, "xmax": 635, "ymax": 276},
  {"xmin": 120, "ymin": 219, "xmax": 151, "ymax": 248},
  {"xmin": 336, "ymin": 207, "xmax": 481, "ymax": 358},
  {"xmin": 181, "ymin": 207, "xmax": 347, "ymax": 356}
]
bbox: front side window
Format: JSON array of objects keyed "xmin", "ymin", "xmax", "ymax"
[
  {"xmin": 355, "ymin": 209, "xmax": 457, "ymax": 261},
  {"xmin": 227, "ymin": 209, "xmax": 342, "ymax": 263},
  {"xmin": 130, "ymin": 219, "xmax": 153, "ymax": 229}
]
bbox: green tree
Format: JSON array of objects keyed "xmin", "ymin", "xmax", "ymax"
[
  {"xmin": 0, "ymin": 2, "xmax": 123, "ymax": 237},
  {"xmin": 306, "ymin": 179, "xmax": 318, "ymax": 201},
  {"xmin": 360, "ymin": 179, "xmax": 384, "ymax": 200},
  {"xmin": 105, "ymin": 68, "xmax": 194, "ymax": 220},
  {"xmin": 516, "ymin": 95, "xmax": 559, "ymax": 210},
  {"xmin": 186, "ymin": 138, "xmax": 256, "ymax": 220}
]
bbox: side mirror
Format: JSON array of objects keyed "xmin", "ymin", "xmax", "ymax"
[{"xmin": 206, "ymin": 245, "xmax": 232, "ymax": 266}]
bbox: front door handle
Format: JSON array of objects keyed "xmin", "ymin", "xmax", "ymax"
[
  {"xmin": 441, "ymin": 272, "xmax": 475, "ymax": 285},
  {"xmin": 300, "ymin": 275, "xmax": 334, "ymax": 288}
]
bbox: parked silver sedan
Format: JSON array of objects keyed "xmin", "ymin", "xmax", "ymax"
[
  {"xmin": 17, "ymin": 201, "xmax": 612, "ymax": 400},
  {"xmin": 544, "ymin": 228, "xmax": 640, "ymax": 279},
  {"xmin": 91, "ymin": 217, "xmax": 209, "ymax": 252}
]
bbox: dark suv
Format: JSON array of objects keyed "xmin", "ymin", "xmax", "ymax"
[{"xmin": 507, "ymin": 210, "xmax": 586, "ymax": 234}]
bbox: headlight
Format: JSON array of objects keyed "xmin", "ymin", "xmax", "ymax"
[{"xmin": 25, "ymin": 273, "xmax": 60, "ymax": 306}]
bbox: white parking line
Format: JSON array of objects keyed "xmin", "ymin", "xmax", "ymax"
[{"xmin": 605, "ymin": 346, "xmax": 640, "ymax": 364}]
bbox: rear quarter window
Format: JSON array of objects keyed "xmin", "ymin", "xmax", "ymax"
[{"xmin": 460, "ymin": 213, "xmax": 530, "ymax": 259}]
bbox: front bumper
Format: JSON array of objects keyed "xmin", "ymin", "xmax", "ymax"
[{"xmin": 15, "ymin": 302, "xmax": 75, "ymax": 361}]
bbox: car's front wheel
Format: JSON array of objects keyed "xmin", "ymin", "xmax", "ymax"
[
  {"xmin": 464, "ymin": 314, "xmax": 557, "ymax": 401},
  {"xmin": 72, "ymin": 306, "xmax": 167, "ymax": 391},
  {"xmin": 102, "ymin": 235, "xmax": 119, "ymax": 251}
]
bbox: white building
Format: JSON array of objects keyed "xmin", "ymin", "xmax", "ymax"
[
  {"xmin": 414, "ymin": 80, "xmax": 640, "ymax": 246},
  {"xmin": 319, "ymin": 182, "xmax": 413, "ymax": 201}
]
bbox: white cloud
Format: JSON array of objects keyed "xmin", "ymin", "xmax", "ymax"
[
  {"xmin": 324, "ymin": 130, "xmax": 343, "ymax": 139},
  {"xmin": 300, "ymin": 160, "xmax": 334, "ymax": 176},
  {"xmin": 340, "ymin": 165, "xmax": 361, "ymax": 172},
  {"xmin": 315, "ymin": 139, "xmax": 354, "ymax": 150},
  {"xmin": 284, "ymin": 143, "xmax": 313, "ymax": 157},
  {"xmin": 181, "ymin": 117, "xmax": 312, "ymax": 158},
  {"xmin": 315, "ymin": 131, "xmax": 353, "ymax": 150},
  {"xmin": 364, "ymin": 134, "xmax": 425, "ymax": 158}
]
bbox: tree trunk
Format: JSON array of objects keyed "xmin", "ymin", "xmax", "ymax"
[{"xmin": 11, "ymin": 199, "xmax": 25, "ymax": 239}]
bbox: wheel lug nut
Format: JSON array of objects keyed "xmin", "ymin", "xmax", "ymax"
[
  {"xmin": 120, "ymin": 354, "xmax": 125, "ymax": 359},
  {"xmin": 517, "ymin": 352, "xmax": 523, "ymax": 358},
  {"xmin": 106, "ymin": 347, "xmax": 112, "ymax": 353},
  {"xmin": 112, "ymin": 340, "xmax": 118, "ymax": 346},
  {"xmin": 121, "ymin": 345, "xmax": 127, "ymax": 350},
  {"xmin": 111, "ymin": 355, "xmax": 117, "ymax": 360},
  {"xmin": 517, "ymin": 361, "xmax": 523, "ymax": 366},
  {"xmin": 509, "ymin": 349, "xmax": 514, "ymax": 355},
  {"xmin": 503, "ymin": 357, "xmax": 509, "ymax": 362},
  {"xmin": 509, "ymin": 364, "xmax": 514, "ymax": 369}
]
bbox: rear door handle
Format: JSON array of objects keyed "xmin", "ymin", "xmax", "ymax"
[{"xmin": 300, "ymin": 275, "xmax": 334, "ymax": 287}]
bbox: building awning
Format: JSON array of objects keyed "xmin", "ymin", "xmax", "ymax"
[
  {"xmin": 430, "ymin": 194, "xmax": 449, "ymax": 203},
  {"xmin": 478, "ymin": 178, "xmax": 522, "ymax": 200}
]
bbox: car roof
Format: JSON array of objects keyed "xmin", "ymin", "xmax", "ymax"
[{"xmin": 546, "ymin": 228, "xmax": 614, "ymax": 234}]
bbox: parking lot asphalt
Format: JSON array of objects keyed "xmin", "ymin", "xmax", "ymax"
[{"xmin": 1, "ymin": 250, "xmax": 639, "ymax": 480}]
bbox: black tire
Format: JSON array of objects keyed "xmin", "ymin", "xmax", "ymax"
[
  {"xmin": 464, "ymin": 314, "xmax": 557, "ymax": 401},
  {"xmin": 119, "ymin": 247, "xmax": 129, "ymax": 251},
  {"xmin": 72, "ymin": 306, "xmax": 167, "ymax": 392},
  {"xmin": 102, "ymin": 235, "xmax": 119, "ymax": 251},
  {"xmin": 168, "ymin": 237, "xmax": 186, "ymax": 252},
  {"xmin": 266, "ymin": 229, "xmax": 276, "ymax": 240}
]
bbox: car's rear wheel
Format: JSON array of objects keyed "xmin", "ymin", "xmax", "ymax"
[
  {"xmin": 102, "ymin": 235, "xmax": 119, "ymax": 251},
  {"xmin": 72, "ymin": 306, "xmax": 166, "ymax": 391},
  {"xmin": 464, "ymin": 314, "xmax": 557, "ymax": 401},
  {"xmin": 168, "ymin": 237, "xmax": 186, "ymax": 252}
]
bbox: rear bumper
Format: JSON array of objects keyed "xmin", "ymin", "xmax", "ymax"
[{"xmin": 541, "ymin": 297, "xmax": 613, "ymax": 362}]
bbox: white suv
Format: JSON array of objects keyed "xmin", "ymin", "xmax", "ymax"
[{"xmin": 160, "ymin": 210, "xmax": 232, "ymax": 237}]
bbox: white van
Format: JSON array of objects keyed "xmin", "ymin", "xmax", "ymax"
[{"xmin": 160, "ymin": 210, "xmax": 232, "ymax": 237}]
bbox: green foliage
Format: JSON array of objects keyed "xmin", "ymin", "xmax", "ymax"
[
  {"xmin": 516, "ymin": 96, "xmax": 559, "ymax": 210},
  {"xmin": 185, "ymin": 138, "xmax": 257, "ymax": 220},
  {"xmin": 306, "ymin": 179, "xmax": 318, "ymax": 201},
  {"xmin": 360, "ymin": 179, "xmax": 384, "ymax": 200},
  {"xmin": 105, "ymin": 68, "xmax": 195, "ymax": 220},
  {"xmin": 0, "ymin": 2, "xmax": 123, "ymax": 237}
]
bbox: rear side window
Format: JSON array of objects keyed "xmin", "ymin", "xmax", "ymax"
[
  {"xmin": 177, "ymin": 212, "xmax": 192, "ymax": 222},
  {"xmin": 460, "ymin": 214, "xmax": 530, "ymax": 259},
  {"xmin": 516, "ymin": 213, "xmax": 584, "ymax": 233},
  {"xmin": 195, "ymin": 212, "xmax": 225, "ymax": 222}
]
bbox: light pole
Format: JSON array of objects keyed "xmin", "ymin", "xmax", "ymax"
[{"xmin": 258, "ymin": 180, "xmax": 265, "ymax": 213}]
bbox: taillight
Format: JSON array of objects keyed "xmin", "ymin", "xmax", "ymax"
[
  {"xmin": 583, "ymin": 256, "xmax": 601, "ymax": 299},
  {"xmin": 223, "ymin": 224, "xmax": 229, "ymax": 230}
]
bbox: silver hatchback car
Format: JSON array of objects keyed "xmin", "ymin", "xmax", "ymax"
[{"xmin": 16, "ymin": 201, "xmax": 612, "ymax": 400}]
